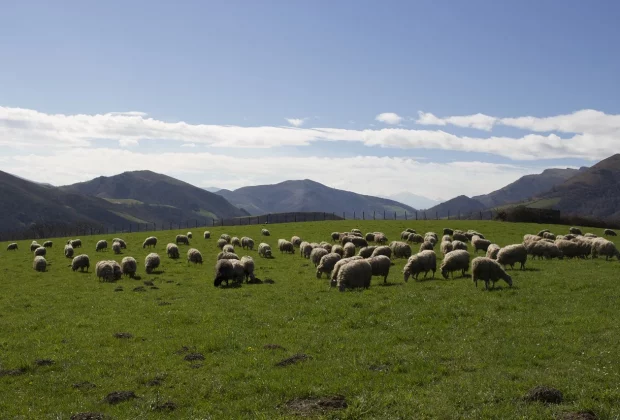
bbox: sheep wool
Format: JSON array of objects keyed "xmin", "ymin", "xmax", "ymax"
[
  {"xmin": 204, "ymin": 231, "xmax": 211, "ymax": 239},
  {"xmin": 241, "ymin": 237, "xmax": 255, "ymax": 250},
  {"xmin": 358, "ymin": 246, "xmax": 377, "ymax": 258},
  {"xmin": 7, "ymin": 243, "xmax": 18, "ymax": 251},
  {"xmin": 33, "ymin": 256, "xmax": 47, "ymax": 272},
  {"xmin": 604, "ymin": 228, "xmax": 617, "ymax": 237},
  {"xmin": 121, "ymin": 257, "xmax": 137, "ymax": 278},
  {"xmin": 240, "ymin": 256, "xmax": 255, "ymax": 282},
  {"xmin": 370, "ymin": 246, "xmax": 392, "ymax": 259},
  {"xmin": 471, "ymin": 257, "xmax": 513, "ymax": 290},
  {"xmin": 440, "ymin": 241, "xmax": 453, "ymax": 256},
  {"xmin": 472, "ymin": 235, "xmax": 492, "ymax": 253},
  {"xmin": 71, "ymin": 254, "xmax": 90, "ymax": 272},
  {"xmin": 231, "ymin": 237, "xmax": 241, "ymax": 247},
  {"xmin": 34, "ymin": 246, "xmax": 46, "ymax": 257},
  {"xmin": 403, "ymin": 250, "xmax": 437, "ymax": 282},
  {"xmin": 389, "ymin": 241, "xmax": 412, "ymax": 259},
  {"xmin": 291, "ymin": 236, "xmax": 302, "ymax": 247},
  {"xmin": 176, "ymin": 235, "xmax": 190, "ymax": 245},
  {"xmin": 223, "ymin": 244, "xmax": 235, "ymax": 253},
  {"xmin": 316, "ymin": 253, "xmax": 342, "ymax": 278},
  {"xmin": 187, "ymin": 248, "xmax": 203, "ymax": 264},
  {"xmin": 366, "ymin": 255, "xmax": 391, "ymax": 283},
  {"xmin": 43, "ymin": 241, "xmax": 53, "ymax": 248},
  {"xmin": 142, "ymin": 236, "xmax": 157, "ymax": 249},
  {"xmin": 440, "ymin": 250, "xmax": 470, "ymax": 279},
  {"xmin": 145, "ymin": 253, "xmax": 161, "ymax": 274},
  {"xmin": 337, "ymin": 259, "xmax": 372, "ymax": 292},
  {"xmin": 496, "ymin": 244, "xmax": 527, "ymax": 270},
  {"xmin": 112, "ymin": 241, "xmax": 122, "ymax": 254},
  {"xmin": 310, "ymin": 247, "xmax": 329, "ymax": 267},
  {"xmin": 64, "ymin": 244, "xmax": 74, "ymax": 258},
  {"xmin": 217, "ymin": 252, "xmax": 240, "ymax": 261},
  {"xmin": 485, "ymin": 244, "xmax": 501, "ymax": 260},
  {"xmin": 258, "ymin": 243, "xmax": 272, "ymax": 258},
  {"xmin": 216, "ymin": 239, "xmax": 227, "ymax": 249},
  {"xmin": 167, "ymin": 243, "xmax": 180, "ymax": 259}
]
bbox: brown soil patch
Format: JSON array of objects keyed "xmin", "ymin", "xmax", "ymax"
[
  {"xmin": 35, "ymin": 359, "xmax": 54, "ymax": 366},
  {"xmin": 285, "ymin": 395, "xmax": 347, "ymax": 415},
  {"xmin": 70, "ymin": 413, "xmax": 107, "ymax": 420},
  {"xmin": 184, "ymin": 353, "xmax": 205, "ymax": 361},
  {"xmin": 560, "ymin": 411, "xmax": 598, "ymax": 420},
  {"xmin": 72, "ymin": 381, "xmax": 96, "ymax": 390},
  {"xmin": 264, "ymin": 344, "xmax": 286, "ymax": 351},
  {"xmin": 133, "ymin": 286, "xmax": 147, "ymax": 292},
  {"xmin": 524, "ymin": 386, "xmax": 563, "ymax": 404},
  {"xmin": 113, "ymin": 332, "xmax": 133, "ymax": 339},
  {"xmin": 153, "ymin": 401, "xmax": 177, "ymax": 411},
  {"xmin": 276, "ymin": 353, "xmax": 311, "ymax": 367},
  {"xmin": 104, "ymin": 390, "xmax": 138, "ymax": 404}
]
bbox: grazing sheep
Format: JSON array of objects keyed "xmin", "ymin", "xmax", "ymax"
[
  {"xmin": 336, "ymin": 259, "xmax": 372, "ymax": 292},
  {"xmin": 241, "ymin": 237, "xmax": 255, "ymax": 250},
  {"xmin": 261, "ymin": 229, "xmax": 270, "ymax": 237},
  {"xmin": 34, "ymin": 247, "xmax": 46, "ymax": 257},
  {"xmin": 343, "ymin": 242, "xmax": 356, "ymax": 258},
  {"xmin": 121, "ymin": 257, "xmax": 137, "ymax": 278},
  {"xmin": 419, "ymin": 241, "xmax": 434, "ymax": 252},
  {"xmin": 291, "ymin": 236, "xmax": 302, "ymax": 247},
  {"xmin": 440, "ymin": 250, "xmax": 470, "ymax": 279},
  {"xmin": 187, "ymin": 248, "xmax": 203, "ymax": 264},
  {"xmin": 223, "ymin": 244, "xmax": 235, "ymax": 253},
  {"xmin": 573, "ymin": 237, "xmax": 594, "ymax": 258},
  {"xmin": 405, "ymin": 228, "xmax": 416, "ymax": 233},
  {"xmin": 441, "ymin": 235, "xmax": 452, "ymax": 243},
  {"xmin": 584, "ymin": 233, "xmax": 598, "ymax": 238},
  {"xmin": 374, "ymin": 233, "xmax": 388, "ymax": 244},
  {"xmin": 95, "ymin": 260, "xmax": 121, "ymax": 282},
  {"xmin": 555, "ymin": 235, "xmax": 566, "ymax": 240},
  {"xmin": 401, "ymin": 231, "xmax": 411, "ymax": 240},
  {"xmin": 424, "ymin": 235, "xmax": 437, "ymax": 246},
  {"xmin": 33, "ymin": 256, "xmax": 47, "ymax": 272},
  {"xmin": 329, "ymin": 244, "xmax": 344, "ymax": 257},
  {"xmin": 425, "ymin": 232, "xmax": 438, "ymax": 241},
  {"xmin": 145, "ymin": 253, "xmax": 161, "ymax": 274},
  {"xmin": 278, "ymin": 240, "xmax": 295, "ymax": 254},
  {"xmin": 569, "ymin": 227, "xmax": 583, "ymax": 235},
  {"xmin": 443, "ymin": 228, "xmax": 454, "ymax": 235},
  {"xmin": 358, "ymin": 246, "xmax": 377, "ymax": 258},
  {"xmin": 30, "ymin": 242, "xmax": 41, "ymax": 252},
  {"xmin": 452, "ymin": 232, "xmax": 468, "ymax": 242},
  {"xmin": 407, "ymin": 233, "xmax": 424, "ymax": 244},
  {"xmin": 112, "ymin": 241, "xmax": 122, "ymax": 254},
  {"xmin": 366, "ymin": 255, "xmax": 392, "ymax": 283},
  {"xmin": 542, "ymin": 232, "xmax": 556, "ymax": 240},
  {"xmin": 43, "ymin": 241, "xmax": 53, "ymax": 248},
  {"xmin": 471, "ymin": 257, "xmax": 513, "ymax": 290},
  {"xmin": 342, "ymin": 236, "xmax": 368, "ymax": 248},
  {"xmin": 403, "ymin": 250, "xmax": 437, "ymax": 282},
  {"xmin": 64, "ymin": 244, "xmax": 74, "ymax": 258},
  {"xmin": 319, "ymin": 242, "xmax": 333, "ymax": 252},
  {"xmin": 213, "ymin": 259, "xmax": 244, "ymax": 286},
  {"xmin": 537, "ymin": 229, "xmax": 550, "ymax": 237},
  {"xmin": 204, "ymin": 231, "xmax": 211, "ymax": 239},
  {"xmin": 523, "ymin": 234, "xmax": 543, "ymax": 243},
  {"xmin": 440, "ymin": 241, "xmax": 453, "ymax": 256},
  {"xmin": 216, "ymin": 239, "xmax": 227, "ymax": 249},
  {"xmin": 240, "ymin": 256, "xmax": 255, "ymax": 282},
  {"xmin": 496, "ymin": 244, "xmax": 527, "ymax": 270},
  {"xmin": 390, "ymin": 241, "xmax": 412, "ymax": 259},
  {"xmin": 258, "ymin": 243, "xmax": 272, "ymax": 258},
  {"xmin": 95, "ymin": 240, "xmax": 108, "ymax": 252},
  {"xmin": 451, "ymin": 240, "xmax": 468, "ymax": 251},
  {"xmin": 472, "ymin": 235, "xmax": 492, "ymax": 253},
  {"xmin": 71, "ymin": 254, "xmax": 90, "ymax": 272},
  {"xmin": 231, "ymin": 237, "xmax": 241, "ymax": 247},
  {"xmin": 316, "ymin": 253, "xmax": 342, "ymax": 278},
  {"xmin": 300, "ymin": 241, "xmax": 313, "ymax": 258},
  {"xmin": 7, "ymin": 243, "xmax": 18, "ymax": 251},
  {"xmin": 529, "ymin": 241, "xmax": 563, "ymax": 260},
  {"xmin": 166, "ymin": 243, "xmax": 180, "ymax": 259},
  {"xmin": 365, "ymin": 232, "xmax": 376, "ymax": 242},
  {"xmin": 70, "ymin": 239, "xmax": 82, "ymax": 248},
  {"xmin": 220, "ymin": 234, "xmax": 232, "ymax": 243},
  {"xmin": 371, "ymin": 245, "xmax": 392, "ymax": 259},
  {"xmin": 310, "ymin": 247, "xmax": 329, "ymax": 267},
  {"xmin": 112, "ymin": 238, "xmax": 127, "ymax": 249},
  {"xmin": 564, "ymin": 234, "xmax": 576, "ymax": 240},
  {"xmin": 591, "ymin": 238, "xmax": 620, "ymax": 260},
  {"xmin": 331, "ymin": 232, "xmax": 341, "ymax": 242},
  {"xmin": 330, "ymin": 256, "xmax": 363, "ymax": 286},
  {"xmin": 604, "ymin": 229, "xmax": 617, "ymax": 237},
  {"xmin": 142, "ymin": 236, "xmax": 157, "ymax": 249},
  {"xmin": 217, "ymin": 251, "xmax": 240, "ymax": 261},
  {"xmin": 176, "ymin": 234, "xmax": 190, "ymax": 245},
  {"xmin": 187, "ymin": 232, "xmax": 193, "ymax": 239},
  {"xmin": 486, "ymin": 244, "xmax": 500, "ymax": 260},
  {"xmin": 555, "ymin": 239, "xmax": 588, "ymax": 259}
]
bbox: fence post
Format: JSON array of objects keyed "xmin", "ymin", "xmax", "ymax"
[
  {"xmin": 363, "ymin": 212, "xmax": 365, "ymax": 220},
  {"xmin": 383, "ymin": 210, "xmax": 386, "ymax": 219}
]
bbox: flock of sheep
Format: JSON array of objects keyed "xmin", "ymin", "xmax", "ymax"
[{"xmin": 8, "ymin": 224, "xmax": 619, "ymax": 291}]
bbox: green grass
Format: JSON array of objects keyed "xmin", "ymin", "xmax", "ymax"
[
  {"xmin": 109, "ymin": 211, "xmax": 149, "ymax": 224},
  {"xmin": 1, "ymin": 221, "xmax": 619, "ymax": 419},
  {"xmin": 103, "ymin": 198, "xmax": 144, "ymax": 205}
]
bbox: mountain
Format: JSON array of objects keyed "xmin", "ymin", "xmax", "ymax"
[
  {"xmin": 380, "ymin": 192, "xmax": 439, "ymax": 210},
  {"xmin": 214, "ymin": 179, "xmax": 417, "ymax": 216},
  {"xmin": 204, "ymin": 187, "xmax": 222, "ymax": 193},
  {"xmin": 425, "ymin": 195, "xmax": 486, "ymax": 219},
  {"xmin": 473, "ymin": 167, "xmax": 584, "ymax": 208}
]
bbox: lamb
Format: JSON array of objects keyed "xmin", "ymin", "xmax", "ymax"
[
  {"xmin": 403, "ymin": 250, "xmax": 437, "ymax": 281},
  {"xmin": 278, "ymin": 239, "xmax": 295, "ymax": 254},
  {"xmin": 604, "ymin": 229, "xmax": 617, "ymax": 237},
  {"xmin": 371, "ymin": 246, "xmax": 392, "ymax": 259},
  {"xmin": 441, "ymin": 235, "xmax": 452, "ymax": 243},
  {"xmin": 331, "ymin": 232, "xmax": 341, "ymax": 242},
  {"xmin": 330, "ymin": 256, "xmax": 363, "ymax": 286},
  {"xmin": 204, "ymin": 231, "xmax": 211, "ymax": 239},
  {"xmin": 7, "ymin": 243, "xmax": 18, "ymax": 251},
  {"xmin": 220, "ymin": 234, "xmax": 232, "ymax": 243},
  {"xmin": 440, "ymin": 241, "xmax": 453, "ymax": 256},
  {"xmin": 331, "ymin": 244, "xmax": 344, "ymax": 257},
  {"xmin": 425, "ymin": 232, "xmax": 438, "ymax": 242},
  {"xmin": 389, "ymin": 241, "xmax": 412, "ymax": 259},
  {"xmin": 64, "ymin": 244, "xmax": 74, "ymax": 258},
  {"xmin": 70, "ymin": 239, "xmax": 82, "ymax": 248},
  {"xmin": 419, "ymin": 241, "xmax": 434, "ymax": 252},
  {"xmin": 591, "ymin": 238, "xmax": 620, "ymax": 260},
  {"xmin": 71, "ymin": 254, "xmax": 90, "ymax": 272},
  {"xmin": 366, "ymin": 255, "xmax": 391, "ymax": 283},
  {"xmin": 529, "ymin": 241, "xmax": 563, "ymax": 260},
  {"xmin": 43, "ymin": 241, "xmax": 53, "ymax": 248},
  {"xmin": 374, "ymin": 233, "xmax": 388, "ymax": 244},
  {"xmin": 145, "ymin": 253, "xmax": 161, "ymax": 274},
  {"xmin": 471, "ymin": 257, "xmax": 513, "ymax": 290},
  {"xmin": 121, "ymin": 257, "xmax": 137, "ymax": 278},
  {"xmin": 443, "ymin": 228, "xmax": 454, "ymax": 235},
  {"xmin": 216, "ymin": 239, "xmax": 227, "ymax": 249},
  {"xmin": 496, "ymin": 244, "xmax": 527, "ymax": 270},
  {"xmin": 291, "ymin": 236, "xmax": 302, "ymax": 247},
  {"xmin": 336, "ymin": 259, "xmax": 372, "ymax": 291},
  {"xmin": 451, "ymin": 240, "xmax": 468, "ymax": 251},
  {"xmin": 213, "ymin": 259, "xmax": 244, "ymax": 286},
  {"xmin": 542, "ymin": 232, "xmax": 556, "ymax": 240},
  {"xmin": 231, "ymin": 237, "xmax": 241, "ymax": 247},
  {"xmin": 176, "ymin": 234, "xmax": 190, "ymax": 245},
  {"xmin": 241, "ymin": 237, "xmax": 255, "ymax": 250},
  {"xmin": 261, "ymin": 229, "xmax": 270, "ymax": 236},
  {"xmin": 258, "ymin": 243, "xmax": 272, "ymax": 258},
  {"xmin": 217, "ymin": 252, "xmax": 240, "ymax": 260},
  {"xmin": 452, "ymin": 232, "xmax": 468, "ymax": 242},
  {"xmin": 95, "ymin": 260, "xmax": 121, "ymax": 282},
  {"xmin": 142, "ymin": 236, "xmax": 157, "ymax": 249},
  {"xmin": 33, "ymin": 256, "xmax": 47, "ymax": 272},
  {"xmin": 240, "ymin": 256, "xmax": 255, "ymax": 282},
  {"xmin": 358, "ymin": 246, "xmax": 377, "ymax": 258},
  {"xmin": 343, "ymin": 242, "xmax": 356, "ymax": 258},
  {"xmin": 34, "ymin": 247, "xmax": 46, "ymax": 257},
  {"xmin": 166, "ymin": 243, "xmax": 180, "ymax": 259},
  {"xmin": 300, "ymin": 241, "xmax": 313, "ymax": 258},
  {"xmin": 30, "ymin": 242, "xmax": 41, "ymax": 252},
  {"xmin": 187, "ymin": 232, "xmax": 193, "ymax": 239},
  {"xmin": 310, "ymin": 247, "xmax": 329, "ymax": 267},
  {"xmin": 186, "ymin": 248, "xmax": 203, "ymax": 265},
  {"xmin": 112, "ymin": 238, "xmax": 127, "ymax": 249},
  {"xmin": 406, "ymin": 233, "xmax": 424, "ymax": 244},
  {"xmin": 112, "ymin": 241, "xmax": 122, "ymax": 254},
  {"xmin": 485, "ymin": 244, "xmax": 500, "ymax": 260},
  {"xmin": 440, "ymin": 250, "xmax": 470, "ymax": 279},
  {"xmin": 472, "ymin": 235, "xmax": 492, "ymax": 253},
  {"xmin": 222, "ymin": 244, "xmax": 235, "ymax": 254},
  {"xmin": 569, "ymin": 227, "xmax": 583, "ymax": 235},
  {"xmin": 316, "ymin": 253, "xmax": 342, "ymax": 278}
]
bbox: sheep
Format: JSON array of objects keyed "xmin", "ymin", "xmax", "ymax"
[
  {"xmin": 142, "ymin": 236, "xmax": 157, "ymax": 249},
  {"xmin": 584, "ymin": 233, "xmax": 598, "ymax": 238},
  {"xmin": 342, "ymin": 236, "xmax": 368, "ymax": 248},
  {"xmin": 316, "ymin": 253, "xmax": 342, "ymax": 278},
  {"xmin": 569, "ymin": 227, "xmax": 583, "ymax": 235},
  {"xmin": 471, "ymin": 257, "xmax": 513, "ymax": 290},
  {"xmin": 291, "ymin": 236, "xmax": 302, "ymax": 247},
  {"xmin": 419, "ymin": 241, "xmax": 434, "ymax": 252},
  {"xmin": 187, "ymin": 232, "xmax": 193, "ymax": 239},
  {"xmin": 358, "ymin": 246, "xmax": 377, "ymax": 258},
  {"xmin": 43, "ymin": 241, "xmax": 53, "ymax": 248},
  {"xmin": 213, "ymin": 259, "xmax": 244, "ymax": 286},
  {"xmin": 220, "ymin": 234, "xmax": 232, "ymax": 243},
  {"xmin": 407, "ymin": 233, "xmax": 424, "ymax": 244},
  {"xmin": 330, "ymin": 256, "xmax": 363, "ymax": 286},
  {"xmin": 374, "ymin": 233, "xmax": 388, "ymax": 244},
  {"xmin": 331, "ymin": 232, "xmax": 341, "ymax": 242},
  {"xmin": 403, "ymin": 251, "xmax": 437, "ymax": 281},
  {"xmin": 319, "ymin": 242, "xmax": 333, "ymax": 252},
  {"xmin": 366, "ymin": 255, "xmax": 391, "ymax": 283},
  {"xmin": 452, "ymin": 232, "xmax": 468, "ymax": 242},
  {"xmin": 496, "ymin": 244, "xmax": 527, "ymax": 270},
  {"xmin": 472, "ymin": 235, "xmax": 492, "ymax": 253},
  {"xmin": 241, "ymin": 237, "xmax": 255, "ymax": 250},
  {"xmin": 176, "ymin": 234, "xmax": 190, "ymax": 245},
  {"xmin": 112, "ymin": 238, "xmax": 127, "ymax": 249},
  {"xmin": 7, "ymin": 243, "xmax": 18, "ymax": 251},
  {"xmin": 186, "ymin": 248, "xmax": 203, "ymax": 265},
  {"xmin": 440, "ymin": 250, "xmax": 470, "ymax": 279},
  {"xmin": 33, "ymin": 256, "xmax": 47, "ymax": 272},
  {"xmin": 231, "ymin": 237, "xmax": 241, "ymax": 247},
  {"xmin": 425, "ymin": 232, "xmax": 438, "ymax": 241},
  {"xmin": 604, "ymin": 229, "xmax": 617, "ymax": 237},
  {"xmin": 70, "ymin": 239, "xmax": 82, "ymax": 248},
  {"xmin": 261, "ymin": 229, "xmax": 270, "ymax": 237},
  {"xmin": 523, "ymin": 234, "xmax": 543, "ymax": 243},
  {"xmin": 112, "ymin": 241, "xmax": 122, "ymax": 254},
  {"xmin": 240, "ymin": 256, "xmax": 255, "ymax": 282},
  {"xmin": 95, "ymin": 260, "xmax": 121, "ymax": 282},
  {"xmin": 310, "ymin": 247, "xmax": 329, "ymax": 267},
  {"xmin": 554, "ymin": 239, "xmax": 587, "ymax": 259},
  {"xmin": 424, "ymin": 235, "xmax": 437, "ymax": 246},
  {"xmin": 310, "ymin": 242, "xmax": 320, "ymax": 249},
  {"xmin": 440, "ymin": 241, "xmax": 453, "ymax": 256},
  {"xmin": 95, "ymin": 240, "xmax": 108, "ymax": 252},
  {"xmin": 573, "ymin": 237, "xmax": 593, "ymax": 258},
  {"xmin": 331, "ymin": 244, "xmax": 344, "ymax": 257},
  {"xmin": 217, "ymin": 251, "xmax": 240, "ymax": 261},
  {"xmin": 390, "ymin": 241, "xmax": 412, "ymax": 259},
  {"xmin": 405, "ymin": 228, "xmax": 416, "ymax": 233},
  {"xmin": 64, "ymin": 244, "xmax": 74, "ymax": 258},
  {"xmin": 336, "ymin": 259, "xmax": 373, "ymax": 292},
  {"xmin": 30, "ymin": 242, "xmax": 41, "ymax": 252},
  {"xmin": 258, "ymin": 243, "xmax": 272, "ymax": 258},
  {"xmin": 401, "ymin": 231, "xmax": 411, "ymax": 240},
  {"xmin": 486, "ymin": 244, "xmax": 500, "ymax": 260},
  {"xmin": 365, "ymin": 232, "xmax": 376, "ymax": 242},
  {"xmin": 71, "ymin": 254, "xmax": 90, "ymax": 272},
  {"xmin": 451, "ymin": 240, "xmax": 468, "ymax": 251},
  {"xmin": 145, "ymin": 253, "xmax": 161, "ymax": 274},
  {"xmin": 204, "ymin": 231, "xmax": 211, "ymax": 239},
  {"xmin": 278, "ymin": 239, "xmax": 295, "ymax": 254},
  {"xmin": 371, "ymin": 246, "xmax": 392, "ymax": 259},
  {"xmin": 166, "ymin": 243, "xmax": 180, "ymax": 259},
  {"xmin": 216, "ymin": 238, "xmax": 227, "ymax": 249},
  {"xmin": 542, "ymin": 232, "xmax": 556, "ymax": 240},
  {"xmin": 121, "ymin": 257, "xmax": 137, "ymax": 278},
  {"xmin": 300, "ymin": 241, "xmax": 313, "ymax": 258},
  {"xmin": 343, "ymin": 242, "xmax": 356, "ymax": 258},
  {"xmin": 529, "ymin": 241, "xmax": 563, "ymax": 260},
  {"xmin": 591, "ymin": 238, "xmax": 620, "ymax": 260},
  {"xmin": 223, "ymin": 244, "xmax": 235, "ymax": 253},
  {"xmin": 34, "ymin": 247, "xmax": 46, "ymax": 257},
  {"xmin": 564, "ymin": 234, "xmax": 576, "ymax": 240},
  {"xmin": 555, "ymin": 235, "xmax": 566, "ymax": 240},
  {"xmin": 537, "ymin": 229, "xmax": 550, "ymax": 237},
  {"xmin": 443, "ymin": 228, "xmax": 454, "ymax": 235},
  {"xmin": 441, "ymin": 235, "xmax": 452, "ymax": 243}
]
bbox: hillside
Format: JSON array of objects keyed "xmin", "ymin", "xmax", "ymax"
[
  {"xmin": 425, "ymin": 195, "xmax": 486, "ymax": 219},
  {"xmin": 380, "ymin": 192, "xmax": 439, "ymax": 210},
  {"xmin": 215, "ymin": 179, "xmax": 417, "ymax": 216},
  {"xmin": 473, "ymin": 167, "xmax": 584, "ymax": 208}
]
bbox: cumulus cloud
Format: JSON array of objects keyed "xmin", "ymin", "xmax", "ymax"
[
  {"xmin": 181, "ymin": 143, "xmax": 196, "ymax": 148},
  {"xmin": 286, "ymin": 118, "xmax": 306, "ymax": 127},
  {"xmin": 375, "ymin": 112, "xmax": 403, "ymax": 125},
  {"xmin": 416, "ymin": 111, "xmax": 497, "ymax": 131}
]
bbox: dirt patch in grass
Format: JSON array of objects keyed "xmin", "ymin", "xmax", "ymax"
[
  {"xmin": 133, "ymin": 286, "xmax": 147, "ymax": 292},
  {"xmin": 285, "ymin": 395, "xmax": 347, "ymax": 415},
  {"xmin": 35, "ymin": 359, "xmax": 54, "ymax": 366},
  {"xmin": 369, "ymin": 363, "xmax": 389, "ymax": 372},
  {"xmin": 276, "ymin": 353, "xmax": 311, "ymax": 367},
  {"xmin": 560, "ymin": 411, "xmax": 598, "ymax": 420},
  {"xmin": 264, "ymin": 344, "xmax": 286, "ymax": 351},
  {"xmin": 0, "ymin": 367, "xmax": 27, "ymax": 377},
  {"xmin": 143, "ymin": 280, "xmax": 154, "ymax": 286},
  {"xmin": 72, "ymin": 381, "xmax": 96, "ymax": 390},
  {"xmin": 184, "ymin": 353, "xmax": 205, "ymax": 362},
  {"xmin": 104, "ymin": 390, "xmax": 138, "ymax": 404},
  {"xmin": 113, "ymin": 286, "xmax": 123, "ymax": 292},
  {"xmin": 523, "ymin": 386, "xmax": 563, "ymax": 404},
  {"xmin": 70, "ymin": 413, "xmax": 107, "ymax": 420},
  {"xmin": 153, "ymin": 401, "xmax": 177, "ymax": 411},
  {"xmin": 174, "ymin": 346, "xmax": 190, "ymax": 355},
  {"xmin": 113, "ymin": 332, "xmax": 133, "ymax": 339}
]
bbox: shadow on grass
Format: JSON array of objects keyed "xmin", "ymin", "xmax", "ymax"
[{"xmin": 379, "ymin": 282, "xmax": 404, "ymax": 287}]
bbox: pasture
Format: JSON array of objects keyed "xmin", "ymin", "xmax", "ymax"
[{"xmin": 0, "ymin": 220, "xmax": 619, "ymax": 419}]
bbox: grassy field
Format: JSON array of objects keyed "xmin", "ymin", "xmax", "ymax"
[{"xmin": 1, "ymin": 220, "xmax": 619, "ymax": 419}]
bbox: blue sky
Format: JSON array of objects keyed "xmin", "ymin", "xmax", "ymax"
[{"xmin": 1, "ymin": 0, "xmax": 619, "ymax": 202}]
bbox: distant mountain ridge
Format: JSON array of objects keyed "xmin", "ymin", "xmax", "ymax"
[{"xmin": 380, "ymin": 192, "xmax": 439, "ymax": 210}]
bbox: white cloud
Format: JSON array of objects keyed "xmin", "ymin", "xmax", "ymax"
[
  {"xmin": 118, "ymin": 138, "xmax": 139, "ymax": 147},
  {"xmin": 416, "ymin": 111, "xmax": 497, "ymax": 131},
  {"xmin": 286, "ymin": 118, "xmax": 306, "ymax": 127},
  {"xmin": 375, "ymin": 112, "xmax": 403, "ymax": 125},
  {"xmin": 181, "ymin": 143, "xmax": 196, "ymax": 148}
]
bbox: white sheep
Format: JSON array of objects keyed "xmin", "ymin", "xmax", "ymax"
[
  {"xmin": 440, "ymin": 241, "xmax": 453, "ymax": 256},
  {"xmin": 142, "ymin": 236, "xmax": 157, "ymax": 249},
  {"xmin": 472, "ymin": 235, "xmax": 492, "ymax": 253},
  {"xmin": 358, "ymin": 246, "xmax": 377, "ymax": 258},
  {"xmin": 121, "ymin": 257, "xmax": 137, "ymax": 278},
  {"xmin": 403, "ymin": 250, "xmax": 437, "ymax": 281},
  {"xmin": 258, "ymin": 243, "xmax": 272, "ymax": 258},
  {"xmin": 217, "ymin": 251, "xmax": 240, "ymax": 260},
  {"xmin": 389, "ymin": 241, "xmax": 412, "ymax": 259},
  {"xmin": 278, "ymin": 239, "xmax": 295, "ymax": 254},
  {"xmin": 231, "ymin": 237, "xmax": 241, "ymax": 247},
  {"xmin": 33, "ymin": 256, "xmax": 47, "ymax": 272},
  {"xmin": 316, "ymin": 253, "xmax": 342, "ymax": 278},
  {"xmin": 240, "ymin": 256, "xmax": 255, "ymax": 282},
  {"xmin": 166, "ymin": 243, "xmax": 180, "ymax": 259},
  {"xmin": 537, "ymin": 229, "xmax": 550, "ymax": 237},
  {"xmin": 187, "ymin": 248, "xmax": 203, "ymax": 265},
  {"xmin": 187, "ymin": 232, "xmax": 193, "ymax": 239},
  {"xmin": 310, "ymin": 247, "xmax": 329, "ymax": 267},
  {"xmin": 216, "ymin": 238, "xmax": 227, "ymax": 249},
  {"xmin": 71, "ymin": 254, "xmax": 90, "ymax": 272},
  {"xmin": 604, "ymin": 229, "xmax": 617, "ymax": 237},
  {"xmin": 34, "ymin": 246, "xmax": 46, "ymax": 257},
  {"xmin": 331, "ymin": 244, "xmax": 344, "ymax": 257},
  {"xmin": 591, "ymin": 238, "xmax": 620, "ymax": 260},
  {"xmin": 64, "ymin": 244, "xmax": 74, "ymax": 258},
  {"xmin": 241, "ymin": 237, "xmax": 255, "ymax": 250},
  {"xmin": 145, "ymin": 253, "xmax": 161, "ymax": 274},
  {"xmin": 95, "ymin": 240, "xmax": 108, "ymax": 252},
  {"xmin": 371, "ymin": 246, "xmax": 392, "ymax": 259},
  {"xmin": 300, "ymin": 241, "xmax": 313, "ymax": 258},
  {"xmin": 95, "ymin": 260, "xmax": 121, "ymax": 282},
  {"xmin": 112, "ymin": 241, "xmax": 122, "ymax": 254},
  {"xmin": 471, "ymin": 257, "xmax": 513, "ymax": 290},
  {"xmin": 496, "ymin": 244, "xmax": 527, "ymax": 270},
  {"xmin": 7, "ymin": 243, "xmax": 18, "ymax": 251},
  {"xmin": 440, "ymin": 250, "xmax": 470, "ymax": 279},
  {"xmin": 366, "ymin": 255, "xmax": 391, "ymax": 283},
  {"xmin": 419, "ymin": 241, "xmax": 434, "ymax": 252},
  {"xmin": 330, "ymin": 256, "xmax": 363, "ymax": 286},
  {"xmin": 43, "ymin": 241, "xmax": 53, "ymax": 248},
  {"xmin": 555, "ymin": 239, "xmax": 589, "ymax": 259},
  {"xmin": 204, "ymin": 231, "xmax": 211, "ymax": 239},
  {"xmin": 343, "ymin": 242, "xmax": 356, "ymax": 258},
  {"xmin": 529, "ymin": 241, "xmax": 563, "ymax": 260},
  {"xmin": 407, "ymin": 233, "xmax": 424, "ymax": 244},
  {"xmin": 319, "ymin": 242, "xmax": 333, "ymax": 252},
  {"xmin": 176, "ymin": 234, "xmax": 190, "ymax": 245},
  {"xmin": 336, "ymin": 259, "xmax": 372, "ymax": 291},
  {"xmin": 485, "ymin": 244, "xmax": 500, "ymax": 260},
  {"xmin": 220, "ymin": 234, "xmax": 232, "ymax": 243},
  {"xmin": 331, "ymin": 232, "xmax": 341, "ymax": 242},
  {"xmin": 261, "ymin": 229, "xmax": 270, "ymax": 237},
  {"xmin": 365, "ymin": 232, "xmax": 376, "ymax": 242},
  {"xmin": 223, "ymin": 244, "xmax": 235, "ymax": 253},
  {"xmin": 443, "ymin": 228, "xmax": 454, "ymax": 235},
  {"xmin": 112, "ymin": 238, "xmax": 127, "ymax": 249},
  {"xmin": 452, "ymin": 232, "xmax": 468, "ymax": 242},
  {"xmin": 374, "ymin": 233, "xmax": 388, "ymax": 244},
  {"xmin": 70, "ymin": 239, "xmax": 82, "ymax": 248},
  {"xmin": 451, "ymin": 240, "xmax": 468, "ymax": 251},
  {"xmin": 441, "ymin": 235, "xmax": 452, "ymax": 243},
  {"xmin": 542, "ymin": 232, "xmax": 556, "ymax": 240},
  {"xmin": 569, "ymin": 227, "xmax": 583, "ymax": 235},
  {"xmin": 31, "ymin": 241, "xmax": 41, "ymax": 252},
  {"xmin": 291, "ymin": 236, "xmax": 302, "ymax": 247}
]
